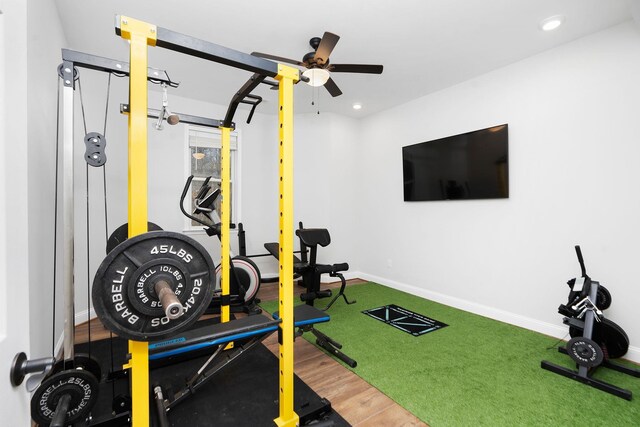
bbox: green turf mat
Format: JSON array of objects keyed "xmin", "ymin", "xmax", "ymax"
[{"xmin": 260, "ymin": 282, "xmax": 640, "ymax": 426}]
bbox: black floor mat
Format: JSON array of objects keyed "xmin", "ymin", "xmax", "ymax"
[
  {"xmin": 76, "ymin": 322, "xmax": 349, "ymax": 426},
  {"xmin": 362, "ymin": 304, "xmax": 448, "ymax": 336}
]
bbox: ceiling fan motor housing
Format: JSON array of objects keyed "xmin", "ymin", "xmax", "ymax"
[
  {"xmin": 303, "ymin": 51, "xmax": 329, "ymax": 67},
  {"xmin": 309, "ymin": 36, "xmax": 322, "ymax": 50}
]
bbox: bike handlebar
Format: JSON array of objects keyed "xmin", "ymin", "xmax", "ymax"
[{"xmin": 574, "ymin": 245, "xmax": 587, "ymax": 278}]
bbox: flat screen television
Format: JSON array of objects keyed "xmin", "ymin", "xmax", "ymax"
[{"xmin": 402, "ymin": 124, "xmax": 508, "ymax": 201}]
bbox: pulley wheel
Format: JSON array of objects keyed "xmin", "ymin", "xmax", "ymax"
[
  {"xmin": 567, "ymin": 337, "xmax": 604, "ymax": 368},
  {"xmin": 84, "ymin": 132, "xmax": 107, "ymax": 167},
  {"xmin": 214, "ymin": 255, "xmax": 261, "ymax": 303},
  {"xmin": 569, "ymin": 317, "xmax": 629, "ymax": 359},
  {"xmin": 106, "ymin": 221, "xmax": 163, "ymax": 254},
  {"xmin": 92, "ymin": 231, "xmax": 215, "ymax": 341},
  {"xmin": 31, "ymin": 369, "xmax": 99, "ymax": 426}
]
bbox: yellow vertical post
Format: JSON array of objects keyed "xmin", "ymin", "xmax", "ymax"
[
  {"xmin": 119, "ymin": 15, "xmax": 156, "ymax": 427},
  {"xmin": 219, "ymin": 126, "xmax": 232, "ymax": 324},
  {"xmin": 274, "ymin": 64, "xmax": 300, "ymax": 427}
]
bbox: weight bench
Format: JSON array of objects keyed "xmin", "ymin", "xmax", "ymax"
[
  {"xmin": 265, "ymin": 225, "xmax": 355, "ymax": 311},
  {"xmin": 295, "ymin": 228, "xmax": 355, "ymax": 311},
  {"xmin": 263, "ymin": 241, "xmax": 305, "ymax": 283},
  {"xmin": 152, "ymin": 305, "xmax": 336, "ymax": 424},
  {"xmin": 264, "ymin": 241, "xmax": 306, "ymax": 267}
]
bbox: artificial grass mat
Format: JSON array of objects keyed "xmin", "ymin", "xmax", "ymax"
[{"xmin": 260, "ymin": 282, "xmax": 640, "ymax": 426}]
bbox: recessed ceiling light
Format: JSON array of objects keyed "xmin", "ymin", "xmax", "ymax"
[
  {"xmin": 539, "ymin": 15, "xmax": 564, "ymax": 32},
  {"xmin": 352, "ymin": 103, "xmax": 362, "ymax": 110}
]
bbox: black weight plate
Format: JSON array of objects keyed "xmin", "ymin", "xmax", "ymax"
[
  {"xmin": 31, "ymin": 369, "xmax": 99, "ymax": 426},
  {"xmin": 569, "ymin": 317, "xmax": 629, "ymax": 359},
  {"xmin": 106, "ymin": 222, "xmax": 163, "ymax": 254},
  {"xmin": 215, "ymin": 256, "xmax": 261, "ymax": 303},
  {"xmin": 596, "ymin": 285, "xmax": 612, "ymax": 310},
  {"xmin": 93, "ymin": 231, "xmax": 215, "ymax": 341},
  {"xmin": 567, "ymin": 337, "xmax": 603, "ymax": 367},
  {"xmin": 51, "ymin": 354, "xmax": 102, "ymax": 382}
]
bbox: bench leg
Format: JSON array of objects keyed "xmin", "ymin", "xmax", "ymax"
[{"xmin": 311, "ymin": 328, "xmax": 357, "ymax": 368}]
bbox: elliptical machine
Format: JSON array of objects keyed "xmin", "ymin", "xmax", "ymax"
[
  {"xmin": 180, "ymin": 175, "xmax": 262, "ymax": 315},
  {"xmin": 541, "ymin": 245, "xmax": 640, "ymax": 400}
]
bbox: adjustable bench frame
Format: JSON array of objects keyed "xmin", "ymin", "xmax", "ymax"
[
  {"xmin": 152, "ymin": 305, "xmax": 335, "ymax": 424},
  {"xmin": 274, "ymin": 305, "xmax": 357, "ymax": 368}
]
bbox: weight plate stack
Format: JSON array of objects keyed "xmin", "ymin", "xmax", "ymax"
[
  {"xmin": 569, "ymin": 317, "xmax": 629, "ymax": 359},
  {"xmin": 31, "ymin": 369, "xmax": 99, "ymax": 426},
  {"xmin": 51, "ymin": 353, "xmax": 102, "ymax": 383},
  {"xmin": 106, "ymin": 221, "xmax": 163, "ymax": 254},
  {"xmin": 92, "ymin": 231, "xmax": 216, "ymax": 341},
  {"xmin": 567, "ymin": 337, "xmax": 604, "ymax": 368}
]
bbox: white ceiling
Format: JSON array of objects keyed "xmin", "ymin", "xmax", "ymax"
[{"xmin": 54, "ymin": 0, "xmax": 634, "ymax": 119}]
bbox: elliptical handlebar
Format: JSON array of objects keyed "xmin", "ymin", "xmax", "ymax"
[
  {"xmin": 194, "ymin": 176, "xmax": 212, "ymax": 201},
  {"xmin": 180, "ymin": 175, "xmax": 234, "ymax": 233},
  {"xmin": 180, "ymin": 175, "xmax": 213, "ymax": 229}
]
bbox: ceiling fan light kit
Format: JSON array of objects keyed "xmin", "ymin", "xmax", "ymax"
[
  {"xmin": 302, "ymin": 68, "xmax": 331, "ymax": 87},
  {"xmin": 252, "ymin": 31, "xmax": 383, "ymax": 97}
]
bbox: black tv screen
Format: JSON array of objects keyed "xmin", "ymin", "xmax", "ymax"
[{"xmin": 403, "ymin": 124, "xmax": 509, "ymax": 201}]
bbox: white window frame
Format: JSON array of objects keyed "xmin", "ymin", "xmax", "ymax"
[{"xmin": 184, "ymin": 125, "xmax": 241, "ymax": 233}]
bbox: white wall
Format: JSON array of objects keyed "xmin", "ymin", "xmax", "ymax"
[
  {"xmin": 293, "ymin": 113, "xmax": 361, "ymax": 267},
  {"xmin": 354, "ymin": 21, "xmax": 640, "ymax": 361},
  {"xmin": 27, "ymin": 0, "xmax": 68, "ymax": 360},
  {"xmin": 0, "ymin": 0, "xmax": 33, "ymax": 424}
]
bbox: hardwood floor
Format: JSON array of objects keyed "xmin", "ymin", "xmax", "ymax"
[{"xmin": 75, "ymin": 278, "xmax": 427, "ymax": 426}]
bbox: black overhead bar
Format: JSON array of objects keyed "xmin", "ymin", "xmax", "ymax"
[
  {"xmin": 120, "ymin": 104, "xmax": 229, "ymax": 129},
  {"xmin": 114, "ymin": 18, "xmax": 279, "ymax": 78},
  {"xmin": 61, "ymin": 49, "xmax": 178, "ymax": 87},
  {"xmin": 223, "ymin": 73, "xmax": 266, "ymax": 128}
]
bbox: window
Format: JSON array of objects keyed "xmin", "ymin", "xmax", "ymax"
[{"xmin": 185, "ymin": 126, "xmax": 239, "ymax": 231}]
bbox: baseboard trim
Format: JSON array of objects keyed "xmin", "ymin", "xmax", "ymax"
[
  {"xmin": 356, "ymin": 272, "xmax": 640, "ymax": 364},
  {"xmin": 59, "ymin": 274, "xmax": 640, "ymax": 364}
]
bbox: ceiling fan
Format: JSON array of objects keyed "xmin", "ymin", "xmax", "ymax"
[{"xmin": 252, "ymin": 32, "xmax": 383, "ymax": 97}]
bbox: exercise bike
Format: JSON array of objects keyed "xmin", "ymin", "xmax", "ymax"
[
  {"xmin": 541, "ymin": 245, "xmax": 640, "ymax": 400},
  {"xmin": 180, "ymin": 175, "xmax": 262, "ymax": 315}
]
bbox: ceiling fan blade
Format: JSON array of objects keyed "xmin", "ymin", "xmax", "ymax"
[
  {"xmin": 330, "ymin": 64, "xmax": 384, "ymax": 74},
  {"xmin": 251, "ymin": 52, "xmax": 304, "ymax": 67},
  {"xmin": 313, "ymin": 32, "xmax": 340, "ymax": 65},
  {"xmin": 323, "ymin": 77, "xmax": 343, "ymax": 97}
]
